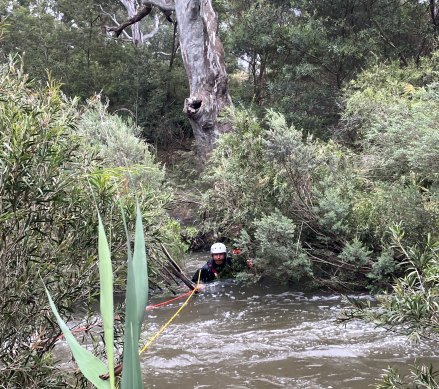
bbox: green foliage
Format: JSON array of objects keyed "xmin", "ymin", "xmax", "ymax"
[
  {"xmin": 202, "ymin": 108, "xmax": 278, "ymax": 235},
  {"xmin": 367, "ymin": 249, "xmax": 399, "ymax": 286},
  {"xmin": 341, "ymin": 230, "xmax": 439, "ymax": 340},
  {"xmin": 203, "ymin": 55, "xmax": 439, "ymax": 286},
  {"xmin": 203, "ymin": 108, "xmax": 353, "ymax": 284},
  {"xmin": 352, "ymin": 183, "xmax": 436, "ymax": 248},
  {"xmin": 338, "ymin": 239, "xmax": 372, "ymax": 268},
  {"xmin": 77, "ymin": 96, "xmax": 165, "ymax": 186},
  {"xmin": 98, "ymin": 215, "xmax": 116, "ymax": 388},
  {"xmin": 375, "ymin": 364, "xmax": 439, "ymax": 389},
  {"xmin": 220, "ymin": 0, "xmax": 438, "ymax": 136},
  {"xmin": 121, "ymin": 206, "xmax": 149, "ymax": 389},
  {"xmin": 1, "ymin": 0, "xmax": 191, "ymax": 148},
  {"xmin": 252, "ymin": 211, "xmax": 312, "ymax": 282},
  {"xmin": 0, "ymin": 58, "xmax": 101, "ymax": 387},
  {"xmin": 0, "ymin": 58, "xmax": 181, "ymax": 387},
  {"xmin": 340, "ymin": 229, "xmax": 439, "ymax": 388},
  {"xmin": 342, "ymin": 54, "xmax": 439, "ymax": 181},
  {"xmin": 312, "ymin": 185, "xmax": 351, "ymax": 237},
  {"xmin": 45, "ymin": 284, "xmax": 111, "ymax": 389},
  {"xmin": 46, "ymin": 205, "xmax": 149, "ymax": 388},
  {"xmin": 74, "ymin": 94, "xmax": 184, "ymax": 259}
]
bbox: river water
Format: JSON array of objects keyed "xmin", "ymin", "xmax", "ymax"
[
  {"xmin": 55, "ymin": 257, "xmax": 438, "ymax": 388},
  {"xmin": 139, "ymin": 258, "xmax": 438, "ymax": 388}
]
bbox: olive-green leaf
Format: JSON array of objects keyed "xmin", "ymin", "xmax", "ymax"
[
  {"xmin": 121, "ymin": 257, "xmax": 143, "ymax": 388},
  {"xmin": 133, "ymin": 204, "xmax": 149, "ymax": 329},
  {"xmin": 98, "ymin": 215, "xmax": 115, "ymax": 388},
  {"xmin": 44, "ymin": 284, "xmax": 110, "ymax": 389}
]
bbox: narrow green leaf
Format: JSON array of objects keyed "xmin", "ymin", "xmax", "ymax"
[
  {"xmin": 121, "ymin": 258, "xmax": 143, "ymax": 389},
  {"xmin": 98, "ymin": 215, "xmax": 115, "ymax": 388},
  {"xmin": 133, "ymin": 204, "xmax": 149, "ymax": 328},
  {"xmin": 120, "ymin": 206, "xmax": 133, "ymax": 265},
  {"xmin": 44, "ymin": 284, "xmax": 110, "ymax": 389},
  {"xmin": 120, "ymin": 203, "xmax": 148, "ymax": 388}
]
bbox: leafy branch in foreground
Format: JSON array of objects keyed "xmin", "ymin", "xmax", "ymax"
[
  {"xmin": 375, "ymin": 364, "xmax": 439, "ymax": 389},
  {"xmin": 339, "ymin": 226, "xmax": 439, "ymax": 388},
  {"xmin": 340, "ymin": 226, "xmax": 439, "ymax": 341},
  {"xmin": 45, "ymin": 205, "xmax": 149, "ymax": 388}
]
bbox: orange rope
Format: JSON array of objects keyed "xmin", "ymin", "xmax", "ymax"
[{"xmin": 145, "ymin": 290, "xmax": 193, "ymax": 310}]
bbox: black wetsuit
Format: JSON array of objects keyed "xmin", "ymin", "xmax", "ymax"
[{"xmin": 192, "ymin": 257, "xmax": 232, "ymax": 283}]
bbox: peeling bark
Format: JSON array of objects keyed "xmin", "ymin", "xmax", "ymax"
[
  {"xmin": 112, "ymin": 0, "xmax": 230, "ymax": 158},
  {"xmin": 174, "ymin": 0, "xmax": 232, "ymax": 158}
]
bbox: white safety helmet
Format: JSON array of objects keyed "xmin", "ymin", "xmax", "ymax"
[{"xmin": 210, "ymin": 242, "xmax": 227, "ymax": 255}]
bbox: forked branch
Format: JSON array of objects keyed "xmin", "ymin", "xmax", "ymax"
[{"xmin": 107, "ymin": 5, "xmax": 153, "ymax": 37}]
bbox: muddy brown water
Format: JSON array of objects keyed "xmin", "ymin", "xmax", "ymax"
[
  {"xmin": 55, "ymin": 255, "xmax": 438, "ymax": 388},
  {"xmin": 138, "ymin": 258, "xmax": 438, "ymax": 388}
]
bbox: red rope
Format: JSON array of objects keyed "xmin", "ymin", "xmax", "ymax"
[
  {"xmin": 40, "ymin": 290, "xmax": 193, "ymax": 347},
  {"xmin": 145, "ymin": 290, "xmax": 193, "ymax": 310}
]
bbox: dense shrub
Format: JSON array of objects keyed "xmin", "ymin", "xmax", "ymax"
[
  {"xmin": 202, "ymin": 51, "xmax": 439, "ymax": 288},
  {"xmin": 251, "ymin": 212, "xmax": 312, "ymax": 282},
  {"xmin": 0, "ymin": 58, "xmax": 181, "ymax": 387},
  {"xmin": 342, "ymin": 52, "xmax": 439, "ymax": 182},
  {"xmin": 340, "ymin": 230, "xmax": 439, "ymax": 388}
]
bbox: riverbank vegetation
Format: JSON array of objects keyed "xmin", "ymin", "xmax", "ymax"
[
  {"xmin": 339, "ymin": 228, "xmax": 439, "ymax": 388},
  {"xmin": 202, "ymin": 53, "xmax": 439, "ymax": 289},
  {"xmin": 1, "ymin": 0, "xmax": 439, "ymax": 387},
  {"xmin": 0, "ymin": 56, "xmax": 184, "ymax": 386}
]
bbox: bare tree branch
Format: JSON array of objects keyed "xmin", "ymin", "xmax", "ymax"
[
  {"xmin": 100, "ymin": 6, "xmax": 133, "ymax": 40},
  {"xmin": 107, "ymin": 4, "xmax": 153, "ymax": 37}
]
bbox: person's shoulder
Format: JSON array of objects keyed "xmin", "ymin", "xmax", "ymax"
[{"xmin": 202, "ymin": 260, "xmax": 213, "ymax": 269}]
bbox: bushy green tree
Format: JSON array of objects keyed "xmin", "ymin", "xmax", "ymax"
[
  {"xmin": 219, "ymin": 0, "xmax": 438, "ymax": 136},
  {"xmin": 342, "ymin": 53, "xmax": 439, "ymax": 181},
  {"xmin": 202, "ymin": 109, "xmax": 360, "ymax": 285},
  {"xmin": 0, "ymin": 58, "xmax": 182, "ymax": 386},
  {"xmin": 1, "ymin": 0, "xmax": 191, "ymax": 148},
  {"xmin": 202, "ymin": 48, "xmax": 439, "ymax": 287},
  {"xmin": 340, "ymin": 228, "xmax": 439, "ymax": 388}
]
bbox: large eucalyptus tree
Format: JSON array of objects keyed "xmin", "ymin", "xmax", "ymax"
[{"xmin": 110, "ymin": 0, "xmax": 232, "ymax": 158}]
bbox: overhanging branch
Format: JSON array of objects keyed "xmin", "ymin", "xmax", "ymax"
[
  {"xmin": 107, "ymin": 5, "xmax": 153, "ymax": 37},
  {"xmin": 107, "ymin": 1, "xmax": 175, "ymax": 38}
]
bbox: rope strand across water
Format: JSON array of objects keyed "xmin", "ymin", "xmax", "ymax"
[{"xmin": 139, "ymin": 271, "xmax": 201, "ymax": 356}]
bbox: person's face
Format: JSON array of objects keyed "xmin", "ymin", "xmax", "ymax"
[{"xmin": 212, "ymin": 253, "xmax": 226, "ymax": 264}]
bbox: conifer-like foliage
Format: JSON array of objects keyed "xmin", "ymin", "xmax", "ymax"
[{"xmin": 203, "ymin": 52, "xmax": 439, "ymax": 288}]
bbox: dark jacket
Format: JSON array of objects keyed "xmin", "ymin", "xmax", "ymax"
[{"xmin": 192, "ymin": 257, "xmax": 232, "ymax": 283}]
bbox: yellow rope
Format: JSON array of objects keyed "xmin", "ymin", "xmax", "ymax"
[{"xmin": 139, "ymin": 271, "xmax": 201, "ymax": 356}]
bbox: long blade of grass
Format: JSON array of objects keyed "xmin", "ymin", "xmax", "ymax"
[
  {"xmin": 121, "ymin": 206, "xmax": 143, "ymax": 388},
  {"xmin": 44, "ymin": 284, "xmax": 110, "ymax": 389},
  {"xmin": 121, "ymin": 257, "xmax": 143, "ymax": 388},
  {"xmin": 133, "ymin": 204, "xmax": 149, "ymax": 328},
  {"xmin": 98, "ymin": 215, "xmax": 115, "ymax": 388}
]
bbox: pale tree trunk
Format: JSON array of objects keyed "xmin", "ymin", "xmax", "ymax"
[
  {"xmin": 120, "ymin": 0, "xmax": 144, "ymax": 44},
  {"xmin": 173, "ymin": 0, "xmax": 232, "ymax": 158},
  {"xmin": 113, "ymin": 0, "xmax": 233, "ymax": 158}
]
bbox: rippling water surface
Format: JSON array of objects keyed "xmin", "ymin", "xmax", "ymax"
[
  {"xmin": 55, "ymin": 256, "xmax": 438, "ymax": 388},
  {"xmin": 139, "ymin": 258, "xmax": 438, "ymax": 389}
]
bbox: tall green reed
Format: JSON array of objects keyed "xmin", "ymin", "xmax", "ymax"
[{"xmin": 45, "ymin": 204, "xmax": 149, "ymax": 388}]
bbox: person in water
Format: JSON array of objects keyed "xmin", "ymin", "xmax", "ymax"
[{"xmin": 192, "ymin": 242, "xmax": 233, "ymax": 283}]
